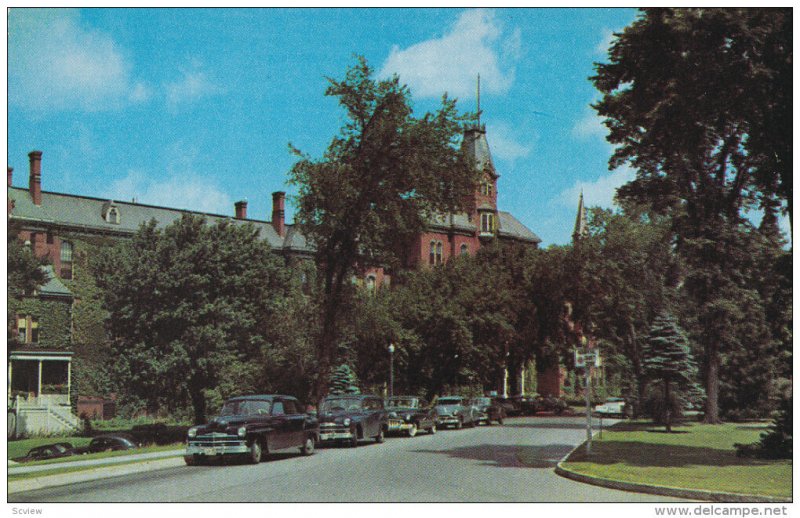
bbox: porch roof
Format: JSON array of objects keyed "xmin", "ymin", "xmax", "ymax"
[{"xmin": 9, "ymin": 348, "xmax": 74, "ymax": 362}]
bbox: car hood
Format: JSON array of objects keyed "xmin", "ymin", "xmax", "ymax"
[
  {"xmin": 319, "ymin": 410, "xmax": 363, "ymax": 422},
  {"xmin": 434, "ymin": 404, "xmax": 462, "ymax": 414}
]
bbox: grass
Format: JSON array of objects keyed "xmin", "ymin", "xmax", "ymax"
[
  {"xmin": 8, "ymin": 436, "xmax": 92, "ymax": 460},
  {"xmin": 560, "ymin": 420, "xmax": 791, "ymax": 499}
]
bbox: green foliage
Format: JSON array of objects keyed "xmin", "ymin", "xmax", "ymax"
[
  {"xmin": 329, "ymin": 364, "xmax": 361, "ymax": 395},
  {"xmin": 7, "ymin": 223, "xmax": 48, "ymax": 340},
  {"xmin": 642, "ymin": 313, "xmax": 702, "ymax": 431},
  {"xmin": 592, "ymin": 8, "xmax": 791, "ymax": 423},
  {"xmin": 288, "ymin": 56, "xmax": 480, "ymax": 398},
  {"xmin": 98, "ymin": 215, "xmax": 293, "ymax": 423},
  {"xmin": 7, "ymin": 297, "xmax": 71, "ymax": 349}
]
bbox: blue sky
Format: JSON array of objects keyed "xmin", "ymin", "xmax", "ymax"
[{"xmin": 8, "ymin": 7, "xmax": 643, "ymax": 246}]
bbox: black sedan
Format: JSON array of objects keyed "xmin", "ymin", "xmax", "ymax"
[
  {"xmin": 75, "ymin": 434, "xmax": 139, "ymax": 454},
  {"xmin": 386, "ymin": 396, "xmax": 437, "ymax": 437},
  {"xmin": 12, "ymin": 442, "xmax": 75, "ymax": 463}
]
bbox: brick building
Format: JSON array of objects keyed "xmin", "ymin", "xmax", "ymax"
[{"xmin": 8, "ymin": 122, "xmax": 556, "ymax": 420}]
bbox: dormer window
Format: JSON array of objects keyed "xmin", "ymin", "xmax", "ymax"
[
  {"xmin": 102, "ymin": 201, "xmax": 120, "ymax": 224},
  {"xmin": 479, "ymin": 181, "xmax": 493, "ymax": 196}
]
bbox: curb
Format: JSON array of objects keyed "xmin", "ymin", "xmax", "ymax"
[
  {"xmin": 554, "ymin": 441, "xmax": 791, "ymax": 504},
  {"xmin": 8, "ymin": 456, "xmax": 185, "ymax": 495}
]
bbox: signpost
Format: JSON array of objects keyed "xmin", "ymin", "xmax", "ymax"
[{"xmin": 575, "ymin": 348, "xmax": 601, "ymax": 455}]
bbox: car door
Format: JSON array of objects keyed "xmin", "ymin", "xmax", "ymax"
[
  {"xmin": 283, "ymin": 399, "xmax": 306, "ymax": 447},
  {"xmin": 270, "ymin": 400, "xmax": 290, "ymax": 450}
]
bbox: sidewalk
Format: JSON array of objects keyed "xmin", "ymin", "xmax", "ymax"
[
  {"xmin": 9, "ymin": 449, "xmax": 184, "ymax": 475},
  {"xmin": 8, "ymin": 455, "xmax": 186, "ymax": 494}
]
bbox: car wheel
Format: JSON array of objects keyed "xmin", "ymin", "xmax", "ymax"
[
  {"xmin": 248, "ymin": 440, "xmax": 262, "ymax": 464},
  {"xmin": 184, "ymin": 455, "xmax": 196, "ymax": 466},
  {"xmin": 349, "ymin": 432, "xmax": 359, "ymax": 448},
  {"xmin": 375, "ymin": 428, "xmax": 385, "ymax": 443},
  {"xmin": 407, "ymin": 423, "xmax": 418, "ymax": 438},
  {"xmin": 300, "ymin": 435, "xmax": 315, "ymax": 456},
  {"xmin": 498, "ymin": 417, "xmax": 504, "ymax": 425},
  {"xmin": 429, "ymin": 424, "xmax": 437, "ymax": 435}
]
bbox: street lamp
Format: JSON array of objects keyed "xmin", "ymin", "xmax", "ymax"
[{"xmin": 388, "ymin": 343, "xmax": 395, "ymax": 399}]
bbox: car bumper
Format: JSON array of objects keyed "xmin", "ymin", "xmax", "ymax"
[
  {"xmin": 387, "ymin": 419, "xmax": 415, "ymax": 432},
  {"xmin": 319, "ymin": 427, "xmax": 355, "ymax": 441},
  {"xmin": 185, "ymin": 441, "xmax": 249, "ymax": 457},
  {"xmin": 436, "ymin": 416, "xmax": 460, "ymax": 426}
]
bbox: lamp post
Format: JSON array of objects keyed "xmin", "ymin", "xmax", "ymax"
[{"xmin": 388, "ymin": 343, "xmax": 395, "ymax": 399}]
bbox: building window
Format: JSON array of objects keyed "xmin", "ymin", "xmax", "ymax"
[
  {"xmin": 16, "ymin": 316, "xmax": 38, "ymax": 344},
  {"xmin": 460, "ymin": 244, "xmax": 469, "ymax": 256},
  {"xmin": 429, "ymin": 240, "xmax": 444, "ymax": 265},
  {"xmin": 365, "ymin": 275, "xmax": 377, "ymax": 295},
  {"xmin": 60, "ymin": 241, "xmax": 74, "ymax": 280},
  {"xmin": 480, "ymin": 212, "xmax": 495, "ymax": 234},
  {"xmin": 480, "ymin": 181, "xmax": 493, "ymax": 196},
  {"xmin": 102, "ymin": 201, "xmax": 121, "ymax": 224}
]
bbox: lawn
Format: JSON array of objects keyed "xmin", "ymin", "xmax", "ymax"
[
  {"xmin": 561, "ymin": 421, "xmax": 791, "ymax": 499},
  {"xmin": 9, "ymin": 436, "xmax": 183, "ymax": 466}
]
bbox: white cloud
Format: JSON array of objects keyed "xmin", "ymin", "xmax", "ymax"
[
  {"xmin": 165, "ymin": 66, "xmax": 221, "ymax": 110},
  {"xmin": 107, "ymin": 148, "xmax": 234, "ymax": 216},
  {"xmin": 487, "ymin": 122, "xmax": 534, "ymax": 162},
  {"xmin": 8, "ymin": 9, "xmax": 145, "ymax": 112},
  {"xmin": 572, "ymin": 109, "xmax": 607, "ymax": 140},
  {"xmin": 595, "ymin": 28, "xmax": 615, "ymax": 56},
  {"xmin": 379, "ymin": 9, "xmax": 518, "ymax": 99},
  {"xmin": 108, "ymin": 170, "xmax": 233, "ymax": 215},
  {"xmin": 556, "ymin": 166, "xmax": 636, "ymax": 210}
]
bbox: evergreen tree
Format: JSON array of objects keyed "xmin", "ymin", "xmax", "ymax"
[
  {"xmin": 642, "ymin": 313, "xmax": 701, "ymax": 432},
  {"xmin": 329, "ymin": 364, "xmax": 361, "ymax": 395}
]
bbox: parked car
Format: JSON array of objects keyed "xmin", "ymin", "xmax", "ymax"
[
  {"xmin": 516, "ymin": 395, "xmax": 540, "ymax": 415},
  {"xmin": 184, "ymin": 395, "xmax": 319, "ymax": 465},
  {"xmin": 496, "ymin": 397, "xmax": 522, "ymax": 417},
  {"xmin": 470, "ymin": 397, "xmax": 505, "ymax": 425},
  {"xmin": 385, "ymin": 396, "xmax": 437, "ymax": 437},
  {"xmin": 318, "ymin": 394, "xmax": 388, "ymax": 446},
  {"xmin": 74, "ymin": 434, "xmax": 139, "ymax": 455},
  {"xmin": 433, "ymin": 396, "xmax": 476, "ymax": 429},
  {"xmin": 536, "ymin": 394, "xmax": 569, "ymax": 415},
  {"xmin": 594, "ymin": 397, "xmax": 626, "ymax": 417},
  {"xmin": 13, "ymin": 442, "xmax": 75, "ymax": 463}
]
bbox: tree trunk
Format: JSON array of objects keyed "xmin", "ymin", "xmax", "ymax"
[
  {"xmin": 189, "ymin": 379, "xmax": 207, "ymax": 425},
  {"xmin": 704, "ymin": 341, "xmax": 722, "ymax": 424},
  {"xmin": 664, "ymin": 378, "xmax": 672, "ymax": 433}
]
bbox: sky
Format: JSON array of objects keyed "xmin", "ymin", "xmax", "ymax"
[{"xmin": 8, "ymin": 7, "xmax": 646, "ymax": 246}]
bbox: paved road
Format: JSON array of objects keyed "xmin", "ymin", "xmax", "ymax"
[{"xmin": 10, "ymin": 416, "xmax": 685, "ymax": 503}]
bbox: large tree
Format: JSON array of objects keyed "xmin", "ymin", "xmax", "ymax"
[
  {"xmin": 289, "ymin": 57, "xmax": 479, "ymax": 399},
  {"xmin": 592, "ymin": 8, "xmax": 791, "ymax": 423},
  {"xmin": 98, "ymin": 215, "xmax": 291, "ymax": 423}
]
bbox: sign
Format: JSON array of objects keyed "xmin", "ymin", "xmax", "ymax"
[{"xmin": 574, "ymin": 348, "xmax": 601, "ymax": 368}]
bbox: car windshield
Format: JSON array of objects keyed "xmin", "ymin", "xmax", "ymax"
[
  {"xmin": 321, "ymin": 398, "xmax": 363, "ymax": 412},
  {"xmin": 387, "ymin": 398, "xmax": 419, "ymax": 408},
  {"xmin": 437, "ymin": 398, "xmax": 462, "ymax": 405},
  {"xmin": 473, "ymin": 397, "xmax": 492, "ymax": 406},
  {"xmin": 219, "ymin": 399, "xmax": 272, "ymax": 416}
]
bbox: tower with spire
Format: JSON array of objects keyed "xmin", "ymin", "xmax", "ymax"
[{"xmin": 572, "ymin": 190, "xmax": 588, "ymax": 243}]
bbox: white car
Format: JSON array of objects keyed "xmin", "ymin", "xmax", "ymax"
[{"xmin": 594, "ymin": 398, "xmax": 626, "ymax": 417}]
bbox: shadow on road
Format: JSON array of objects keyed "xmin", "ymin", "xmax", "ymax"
[{"xmin": 412, "ymin": 443, "xmax": 576, "ymax": 469}]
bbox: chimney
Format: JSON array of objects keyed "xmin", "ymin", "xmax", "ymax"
[
  {"xmin": 28, "ymin": 151, "xmax": 42, "ymax": 205},
  {"xmin": 234, "ymin": 200, "xmax": 248, "ymax": 219},
  {"xmin": 271, "ymin": 191, "xmax": 286, "ymax": 237},
  {"xmin": 7, "ymin": 166, "xmax": 13, "ymax": 187}
]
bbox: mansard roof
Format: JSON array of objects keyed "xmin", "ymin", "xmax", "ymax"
[
  {"xmin": 426, "ymin": 210, "xmax": 541, "ymax": 244},
  {"xmin": 461, "ymin": 124, "xmax": 498, "ymax": 178},
  {"xmin": 7, "ymin": 187, "xmax": 314, "ymax": 254}
]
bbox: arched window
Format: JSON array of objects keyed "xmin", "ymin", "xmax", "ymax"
[
  {"xmin": 429, "ymin": 241, "xmax": 437, "ymax": 265},
  {"xmin": 60, "ymin": 241, "xmax": 74, "ymax": 280},
  {"xmin": 460, "ymin": 244, "xmax": 469, "ymax": 256},
  {"xmin": 435, "ymin": 242, "xmax": 443, "ymax": 265},
  {"xmin": 365, "ymin": 274, "xmax": 377, "ymax": 295}
]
